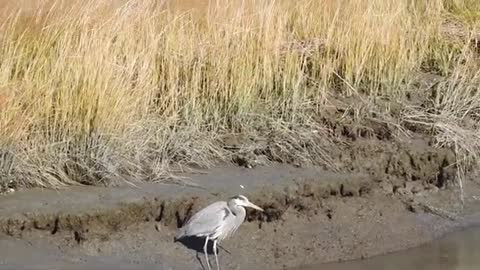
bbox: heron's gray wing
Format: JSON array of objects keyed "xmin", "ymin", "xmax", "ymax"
[{"xmin": 177, "ymin": 201, "xmax": 230, "ymax": 238}]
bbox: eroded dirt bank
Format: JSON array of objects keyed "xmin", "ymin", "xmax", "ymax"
[
  {"xmin": 1, "ymin": 118, "xmax": 480, "ymax": 269},
  {"xmin": 1, "ymin": 160, "xmax": 480, "ymax": 270}
]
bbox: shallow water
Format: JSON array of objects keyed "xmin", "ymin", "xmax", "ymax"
[{"xmin": 292, "ymin": 227, "xmax": 480, "ymax": 270}]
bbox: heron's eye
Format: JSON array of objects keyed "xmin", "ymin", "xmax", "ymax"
[
  {"xmin": 234, "ymin": 199, "xmax": 245, "ymax": 205},
  {"xmin": 230, "ymin": 195, "xmax": 249, "ymax": 204}
]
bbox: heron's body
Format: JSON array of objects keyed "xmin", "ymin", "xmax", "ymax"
[
  {"xmin": 176, "ymin": 200, "xmax": 245, "ymax": 241},
  {"xmin": 175, "ymin": 195, "xmax": 263, "ymax": 270}
]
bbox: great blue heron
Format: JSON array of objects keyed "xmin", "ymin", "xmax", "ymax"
[{"xmin": 175, "ymin": 195, "xmax": 264, "ymax": 270}]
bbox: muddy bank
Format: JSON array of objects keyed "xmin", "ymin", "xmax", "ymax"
[
  {"xmin": 0, "ymin": 115, "xmax": 479, "ymax": 269},
  {"xmin": 0, "ymin": 162, "xmax": 480, "ymax": 269}
]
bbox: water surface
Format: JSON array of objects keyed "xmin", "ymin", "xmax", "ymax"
[{"xmin": 292, "ymin": 227, "xmax": 480, "ymax": 270}]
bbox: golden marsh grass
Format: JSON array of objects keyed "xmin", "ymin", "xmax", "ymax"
[{"xmin": 0, "ymin": 0, "xmax": 478, "ymax": 188}]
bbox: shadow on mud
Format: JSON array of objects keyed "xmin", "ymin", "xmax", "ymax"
[
  {"xmin": 175, "ymin": 236, "xmax": 232, "ymax": 270},
  {"xmin": 175, "ymin": 235, "xmax": 232, "ymax": 255},
  {"xmin": 175, "ymin": 235, "xmax": 216, "ymax": 255}
]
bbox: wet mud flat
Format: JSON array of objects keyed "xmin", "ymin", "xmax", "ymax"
[
  {"xmin": 0, "ymin": 162, "xmax": 480, "ymax": 270},
  {"xmin": 292, "ymin": 225, "xmax": 480, "ymax": 270}
]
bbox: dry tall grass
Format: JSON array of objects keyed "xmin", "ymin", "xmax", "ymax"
[{"xmin": 0, "ymin": 0, "xmax": 479, "ymax": 188}]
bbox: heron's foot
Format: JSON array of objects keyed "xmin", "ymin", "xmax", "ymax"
[
  {"xmin": 218, "ymin": 244, "xmax": 231, "ymax": 255},
  {"xmin": 205, "ymin": 255, "xmax": 212, "ymax": 270}
]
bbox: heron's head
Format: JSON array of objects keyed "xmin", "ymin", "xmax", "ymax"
[{"xmin": 230, "ymin": 195, "xmax": 264, "ymax": 211}]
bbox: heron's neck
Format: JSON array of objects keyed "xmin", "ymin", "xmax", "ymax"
[{"xmin": 228, "ymin": 202, "xmax": 246, "ymax": 218}]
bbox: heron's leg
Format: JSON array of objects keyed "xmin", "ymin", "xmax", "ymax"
[
  {"xmin": 213, "ymin": 239, "xmax": 220, "ymax": 270},
  {"xmin": 204, "ymin": 236, "xmax": 211, "ymax": 270}
]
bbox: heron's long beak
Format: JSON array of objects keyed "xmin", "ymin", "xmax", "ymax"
[{"xmin": 246, "ymin": 201, "xmax": 264, "ymax": 212}]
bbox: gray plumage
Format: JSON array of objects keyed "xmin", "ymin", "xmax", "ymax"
[
  {"xmin": 176, "ymin": 200, "xmax": 242, "ymax": 240},
  {"xmin": 175, "ymin": 195, "xmax": 263, "ymax": 270}
]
